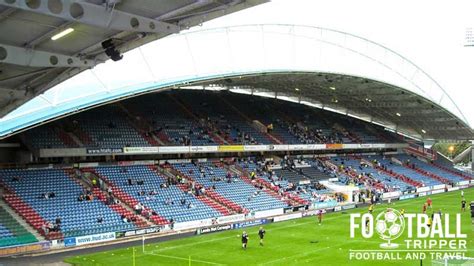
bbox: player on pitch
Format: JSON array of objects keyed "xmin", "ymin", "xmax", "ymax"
[
  {"xmin": 242, "ymin": 231, "xmax": 249, "ymax": 250},
  {"xmin": 258, "ymin": 227, "xmax": 266, "ymax": 246}
]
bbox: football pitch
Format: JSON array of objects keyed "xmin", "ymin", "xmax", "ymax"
[{"xmin": 64, "ymin": 188, "xmax": 474, "ymax": 266}]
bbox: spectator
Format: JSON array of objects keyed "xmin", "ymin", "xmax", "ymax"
[
  {"xmin": 134, "ymin": 203, "xmax": 143, "ymax": 214},
  {"xmin": 41, "ymin": 222, "xmax": 49, "ymax": 235},
  {"xmin": 169, "ymin": 218, "xmax": 175, "ymax": 230},
  {"xmin": 142, "ymin": 208, "xmax": 152, "ymax": 219},
  {"xmin": 97, "ymin": 217, "xmax": 103, "ymax": 223},
  {"xmin": 86, "ymin": 194, "xmax": 94, "ymax": 201}
]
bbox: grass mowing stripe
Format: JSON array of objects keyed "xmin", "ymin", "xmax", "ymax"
[
  {"xmin": 64, "ymin": 187, "xmax": 473, "ymax": 266},
  {"xmin": 151, "ymin": 214, "xmax": 348, "ymax": 253},
  {"xmin": 258, "ymin": 242, "xmax": 346, "ymax": 265}
]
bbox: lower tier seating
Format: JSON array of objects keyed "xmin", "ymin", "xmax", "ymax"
[
  {"xmin": 94, "ymin": 165, "xmax": 222, "ymax": 223},
  {"xmin": 366, "ymin": 156, "xmax": 442, "ymax": 187},
  {"xmin": 0, "ymin": 168, "xmax": 137, "ymax": 238},
  {"xmin": 0, "ymin": 206, "xmax": 38, "ymax": 247},
  {"xmin": 173, "ymin": 162, "xmax": 288, "ymax": 212}
]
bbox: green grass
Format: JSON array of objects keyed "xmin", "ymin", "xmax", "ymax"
[{"xmin": 65, "ymin": 188, "xmax": 474, "ymax": 266}]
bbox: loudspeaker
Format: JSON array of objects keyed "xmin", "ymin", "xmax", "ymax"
[{"xmin": 101, "ymin": 39, "xmax": 123, "ymax": 61}]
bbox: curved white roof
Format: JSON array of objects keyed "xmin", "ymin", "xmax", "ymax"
[{"xmin": 1, "ymin": 24, "xmax": 472, "ymax": 140}]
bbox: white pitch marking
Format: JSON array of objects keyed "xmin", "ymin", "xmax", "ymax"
[{"xmin": 149, "ymin": 253, "xmax": 226, "ymax": 265}]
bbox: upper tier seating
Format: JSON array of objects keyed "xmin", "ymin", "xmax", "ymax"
[
  {"xmin": 0, "ymin": 168, "xmax": 136, "ymax": 238},
  {"xmin": 20, "ymin": 90, "xmax": 402, "ymax": 150},
  {"xmin": 23, "ymin": 126, "xmax": 69, "ymax": 149},
  {"xmin": 74, "ymin": 105, "xmax": 151, "ymax": 148},
  {"xmin": 124, "ymin": 93, "xmax": 221, "ymax": 146},
  {"xmin": 147, "ymin": 91, "xmax": 274, "ymax": 145}
]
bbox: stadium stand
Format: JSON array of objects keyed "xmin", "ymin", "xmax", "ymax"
[
  {"xmin": 432, "ymin": 159, "xmax": 473, "ymax": 180},
  {"xmin": 328, "ymin": 156, "xmax": 414, "ymax": 192},
  {"xmin": 0, "ymin": 168, "xmax": 138, "ymax": 239},
  {"xmin": 0, "ymin": 81, "xmax": 472, "ymax": 251},
  {"xmin": 395, "ymin": 154, "xmax": 466, "ymax": 183},
  {"xmin": 0, "ymin": 206, "xmax": 38, "ymax": 247},
  {"xmin": 22, "ymin": 125, "xmax": 76, "ymax": 149},
  {"xmin": 173, "ymin": 161, "xmax": 289, "ymax": 212},
  {"xmin": 365, "ymin": 155, "xmax": 443, "ymax": 187},
  {"xmin": 93, "ymin": 165, "xmax": 223, "ymax": 223},
  {"xmin": 0, "ymin": 150, "xmax": 470, "ymax": 248},
  {"xmin": 74, "ymin": 105, "xmax": 151, "ymax": 148},
  {"xmin": 19, "ymin": 91, "xmax": 403, "ymax": 150}
]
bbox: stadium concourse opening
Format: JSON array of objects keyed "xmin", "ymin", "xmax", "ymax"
[{"xmin": 0, "ymin": 1, "xmax": 473, "ymax": 266}]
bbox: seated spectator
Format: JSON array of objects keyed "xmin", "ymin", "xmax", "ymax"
[
  {"xmin": 51, "ymin": 222, "xmax": 60, "ymax": 232},
  {"xmin": 97, "ymin": 217, "xmax": 103, "ymax": 223},
  {"xmin": 134, "ymin": 203, "xmax": 143, "ymax": 214},
  {"xmin": 77, "ymin": 194, "xmax": 84, "ymax": 202},
  {"xmin": 41, "ymin": 222, "xmax": 49, "ymax": 235},
  {"xmin": 106, "ymin": 195, "xmax": 114, "ymax": 205},
  {"xmin": 142, "ymin": 209, "xmax": 151, "ymax": 219},
  {"xmin": 86, "ymin": 194, "xmax": 94, "ymax": 201}
]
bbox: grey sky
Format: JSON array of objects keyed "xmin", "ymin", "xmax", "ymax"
[{"xmin": 201, "ymin": 0, "xmax": 474, "ymax": 126}]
